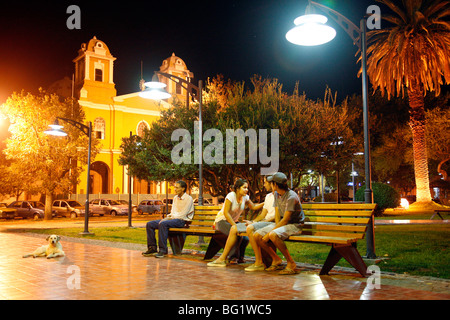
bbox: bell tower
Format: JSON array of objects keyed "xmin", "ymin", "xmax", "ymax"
[{"xmin": 73, "ymin": 36, "xmax": 117, "ymax": 103}]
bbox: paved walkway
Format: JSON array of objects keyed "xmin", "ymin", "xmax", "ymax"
[{"xmin": 0, "ymin": 223, "xmax": 449, "ymax": 301}]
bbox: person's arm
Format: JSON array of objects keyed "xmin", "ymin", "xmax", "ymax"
[
  {"xmin": 247, "ymin": 200, "xmax": 263, "ymax": 211},
  {"xmin": 222, "ymin": 199, "xmax": 235, "ymax": 226},
  {"xmin": 252, "ymin": 208, "xmax": 268, "ymax": 223}
]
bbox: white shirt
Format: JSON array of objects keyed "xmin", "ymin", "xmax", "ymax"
[
  {"xmin": 263, "ymin": 192, "xmax": 275, "ymax": 221},
  {"xmin": 214, "ymin": 191, "xmax": 249, "ymax": 223},
  {"xmin": 167, "ymin": 193, "xmax": 194, "ymax": 221}
]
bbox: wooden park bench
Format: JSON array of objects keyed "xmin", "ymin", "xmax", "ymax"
[
  {"xmin": 430, "ymin": 208, "xmax": 450, "ymax": 220},
  {"xmin": 168, "ymin": 203, "xmax": 377, "ymax": 277}
]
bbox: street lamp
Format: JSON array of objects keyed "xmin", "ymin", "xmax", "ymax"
[
  {"xmin": 286, "ymin": 1, "xmax": 375, "ymax": 258},
  {"xmin": 44, "ymin": 117, "xmax": 94, "ymax": 235},
  {"xmin": 140, "ymin": 71, "xmax": 204, "ymax": 206}
]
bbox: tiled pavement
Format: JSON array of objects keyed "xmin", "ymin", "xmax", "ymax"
[{"xmin": 0, "ymin": 231, "xmax": 449, "ymax": 301}]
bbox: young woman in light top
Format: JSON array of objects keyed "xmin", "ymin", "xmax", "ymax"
[{"xmin": 207, "ymin": 178, "xmax": 263, "ymax": 267}]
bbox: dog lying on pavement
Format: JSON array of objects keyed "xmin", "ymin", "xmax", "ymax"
[{"xmin": 23, "ymin": 235, "xmax": 65, "ymax": 259}]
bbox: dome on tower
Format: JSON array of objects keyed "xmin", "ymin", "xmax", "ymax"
[
  {"xmin": 78, "ymin": 36, "xmax": 113, "ymax": 58},
  {"xmin": 160, "ymin": 53, "xmax": 193, "ymax": 78}
]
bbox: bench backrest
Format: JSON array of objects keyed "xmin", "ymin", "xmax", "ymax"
[
  {"xmin": 191, "ymin": 203, "xmax": 377, "ymax": 241},
  {"xmin": 190, "ymin": 205, "xmax": 222, "ymax": 231},
  {"xmin": 301, "ymin": 203, "xmax": 377, "ymax": 240}
]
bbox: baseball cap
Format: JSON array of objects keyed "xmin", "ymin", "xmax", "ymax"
[{"xmin": 270, "ymin": 172, "xmax": 288, "ymax": 184}]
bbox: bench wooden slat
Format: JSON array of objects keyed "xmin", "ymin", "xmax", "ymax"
[
  {"xmin": 191, "ymin": 215, "xmax": 217, "ymax": 220},
  {"xmin": 288, "ymin": 235, "xmax": 356, "ymax": 244},
  {"xmin": 306, "ymin": 216, "xmax": 370, "ymax": 224},
  {"xmin": 305, "ymin": 210, "xmax": 373, "ymax": 217},
  {"xmin": 303, "ymin": 224, "xmax": 366, "ymax": 233},
  {"xmin": 301, "ymin": 230, "xmax": 365, "ymax": 240},
  {"xmin": 170, "ymin": 227, "xmax": 217, "ymax": 234},
  {"xmin": 302, "ymin": 203, "xmax": 376, "ymax": 210},
  {"xmin": 190, "ymin": 221, "xmax": 215, "ymax": 226}
]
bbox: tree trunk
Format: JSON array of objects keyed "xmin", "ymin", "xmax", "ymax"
[
  {"xmin": 44, "ymin": 193, "xmax": 53, "ymax": 220},
  {"xmin": 408, "ymin": 82, "xmax": 432, "ymax": 203}
]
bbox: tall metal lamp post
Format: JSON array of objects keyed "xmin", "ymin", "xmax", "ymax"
[
  {"xmin": 286, "ymin": 0, "xmax": 375, "ymax": 258},
  {"xmin": 139, "ymin": 72, "xmax": 204, "ymax": 206},
  {"xmin": 44, "ymin": 117, "xmax": 94, "ymax": 235}
]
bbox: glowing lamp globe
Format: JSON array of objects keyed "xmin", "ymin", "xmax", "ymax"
[
  {"xmin": 139, "ymin": 81, "xmax": 171, "ymax": 100},
  {"xmin": 44, "ymin": 121, "xmax": 68, "ymax": 137},
  {"xmin": 286, "ymin": 14, "xmax": 336, "ymax": 46}
]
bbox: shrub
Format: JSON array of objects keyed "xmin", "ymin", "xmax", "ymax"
[
  {"xmin": 355, "ymin": 182, "xmax": 401, "ymax": 214},
  {"xmin": 313, "ymin": 193, "xmax": 338, "ymax": 202}
]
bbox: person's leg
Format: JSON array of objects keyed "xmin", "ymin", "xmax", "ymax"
[
  {"xmin": 237, "ymin": 236, "xmax": 249, "ymax": 262},
  {"xmin": 143, "ymin": 220, "xmax": 160, "ymax": 255},
  {"xmin": 246, "ymin": 224, "xmax": 263, "ymax": 265},
  {"xmin": 249, "ymin": 223, "xmax": 275, "ymax": 266},
  {"xmin": 157, "ymin": 219, "xmax": 186, "ymax": 255},
  {"xmin": 269, "ymin": 225, "xmax": 301, "ymax": 271},
  {"xmin": 214, "ymin": 224, "xmax": 239, "ymax": 262},
  {"xmin": 257, "ymin": 230, "xmax": 283, "ymax": 267}
]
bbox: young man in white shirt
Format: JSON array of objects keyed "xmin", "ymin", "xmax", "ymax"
[
  {"xmin": 244, "ymin": 175, "xmax": 276, "ymax": 271},
  {"xmin": 142, "ymin": 180, "xmax": 194, "ymax": 258}
]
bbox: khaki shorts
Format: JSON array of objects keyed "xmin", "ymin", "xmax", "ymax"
[
  {"xmin": 253, "ymin": 222, "xmax": 276, "ymax": 236},
  {"xmin": 270, "ymin": 223, "xmax": 303, "ymax": 240}
]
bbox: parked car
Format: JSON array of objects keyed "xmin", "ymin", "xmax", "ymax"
[
  {"xmin": 116, "ymin": 200, "xmax": 137, "ymax": 212},
  {"xmin": 137, "ymin": 200, "xmax": 163, "ymax": 215},
  {"xmin": 89, "ymin": 199, "xmax": 129, "ymax": 216},
  {"xmin": 52, "ymin": 200, "xmax": 86, "ymax": 218},
  {"xmin": 7, "ymin": 201, "xmax": 46, "ymax": 220},
  {"xmin": 0, "ymin": 203, "xmax": 17, "ymax": 219},
  {"xmin": 161, "ymin": 198, "xmax": 173, "ymax": 214}
]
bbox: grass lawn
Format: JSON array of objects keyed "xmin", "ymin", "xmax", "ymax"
[{"xmin": 27, "ymin": 223, "xmax": 450, "ymax": 279}]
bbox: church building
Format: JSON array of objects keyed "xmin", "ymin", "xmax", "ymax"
[{"xmin": 68, "ymin": 36, "xmax": 194, "ymax": 198}]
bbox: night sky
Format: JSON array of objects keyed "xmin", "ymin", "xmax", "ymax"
[{"xmin": 1, "ymin": 0, "xmax": 380, "ymax": 105}]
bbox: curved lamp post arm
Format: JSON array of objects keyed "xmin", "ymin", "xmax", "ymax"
[
  {"xmin": 309, "ymin": 0, "xmax": 362, "ymax": 50},
  {"xmin": 155, "ymin": 71, "xmax": 200, "ymax": 102},
  {"xmin": 56, "ymin": 117, "xmax": 90, "ymax": 137}
]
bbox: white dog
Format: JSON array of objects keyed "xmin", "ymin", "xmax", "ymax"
[{"xmin": 23, "ymin": 235, "xmax": 65, "ymax": 259}]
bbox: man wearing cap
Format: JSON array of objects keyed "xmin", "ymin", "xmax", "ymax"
[{"xmin": 257, "ymin": 172, "xmax": 304, "ymax": 275}]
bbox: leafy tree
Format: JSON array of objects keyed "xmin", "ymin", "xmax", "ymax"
[
  {"xmin": 119, "ymin": 76, "xmax": 358, "ymax": 200},
  {"xmin": 0, "ymin": 90, "xmax": 99, "ymax": 219},
  {"xmin": 426, "ymin": 106, "xmax": 450, "ymax": 180},
  {"xmin": 365, "ymin": 0, "xmax": 450, "ymax": 204}
]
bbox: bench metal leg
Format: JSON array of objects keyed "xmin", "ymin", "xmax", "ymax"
[
  {"xmin": 168, "ymin": 233, "xmax": 186, "ymax": 255},
  {"xmin": 430, "ymin": 212, "xmax": 443, "ymax": 220},
  {"xmin": 320, "ymin": 243, "xmax": 369, "ymax": 277},
  {"xmin": 204, "ymin": 234, "xmax": 227, "ymax": 260}
]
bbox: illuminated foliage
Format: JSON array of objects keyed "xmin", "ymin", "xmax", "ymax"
[{"xmin": 0, "ymin": 89, "xmax": 99, "ymax": 219}]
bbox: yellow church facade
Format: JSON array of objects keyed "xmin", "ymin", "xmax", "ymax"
[{"xmin": 72, "ymin": 36, "xmax": 193, "ymax": 198}]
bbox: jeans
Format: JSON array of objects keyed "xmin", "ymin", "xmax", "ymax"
[{"xmin": 146, "ymin": 218, "xmax": 186, "ymax": 254}]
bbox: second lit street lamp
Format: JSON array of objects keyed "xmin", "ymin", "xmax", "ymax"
[{"xmin": 286, "ymin": 0, "xmax": 375, "ymax": 258}]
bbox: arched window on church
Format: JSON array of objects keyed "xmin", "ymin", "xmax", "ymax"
[
  {"xmin": 137, "ymin": 121, "xmax": 149, "ymax": 137},
  {"xmin": 94, "ymin": 117, "xmax": 106, "ymax": 139}
]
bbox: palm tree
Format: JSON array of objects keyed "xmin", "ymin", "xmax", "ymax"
[{"xmin": 365, "ymin": 0, "xmax": 450, "ymax": 205}]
